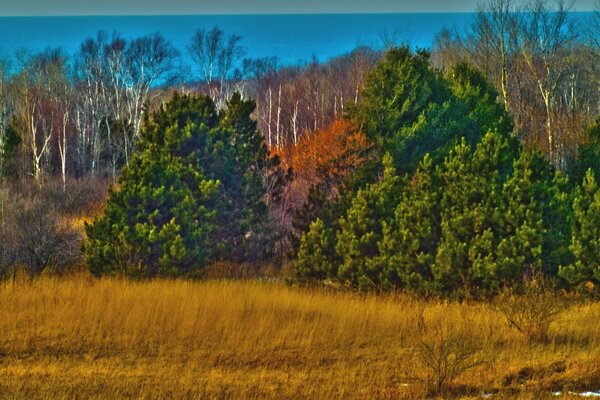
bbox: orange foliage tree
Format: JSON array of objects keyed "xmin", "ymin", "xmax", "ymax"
[{"xmin": 279, "ymin": 119, "xmax": 370, "ymax": 210}]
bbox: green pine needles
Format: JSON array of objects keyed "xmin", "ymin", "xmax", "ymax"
[
  {"xmin": 296, "ymin": 134, "xmax": 572, "ymax": 297},
  {"xmin": 295, "ymin": 47, "xmax": 583, "ymax": 297},
  {"xmin": 84, "ymin": 93, "xmax": 274, "ymax": 277}
]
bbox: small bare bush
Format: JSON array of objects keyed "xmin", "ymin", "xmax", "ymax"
[
  {"xmin": 496, "ymin": 271, "xmax": 570, "ymax": 343},
  {"xmin": 0, "ymin": 178, "xmax": 96, "ymax": 281},
  {"xmin": 410, "ymin": 320, "xmax": 484, "ymax": 396},
  {"xmin": 11, "ymin": 197, "xmax": 82, "ymax": 279},
  {"xmin": 11, "ymin": 177, "xmax": 109, "ymax": 216}
]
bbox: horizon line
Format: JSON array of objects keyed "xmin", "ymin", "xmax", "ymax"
[
  {"xmin": 0, "ymin": 11, "xmax": 478, "ymax": 17},
  {"xmin": 0, "ymin": 9, "xmax": 594, "ymax": 17}
]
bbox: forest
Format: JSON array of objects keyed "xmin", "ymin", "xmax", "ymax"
[
  {"xmin": 1, "ymin": 0, "xmax": 600, "ymax": 397},
  {"xmin": 1, "ymin": 0, "xmax": 599, "ymax": 293}
]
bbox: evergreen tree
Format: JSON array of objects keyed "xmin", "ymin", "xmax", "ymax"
[
  {"xmin": 433, "ymin": 133, "xmax": 512, "ymax": 295},
  {"xmin": 351, "ymin": 47, "xmax": 450, "ymax": 145},
  {"xmin": 446, "ymin": 62, "xmax": 513, "ymax": 141},
  {"xmin": 291, "ymin": 184, "xmax": 330, "ymax": 253},
  {"xmin": 374, "ymin": 153, "xmax": 441, "ymax": 293},
  {"xmin": 538, "ymin": 170, "xmax": 572, "ymax": 276},
  {"xmin": 568, "ymin": 116, "xmax": 600, "ymax": 186},
  {"xmin": 350, "ymin": 50, "xmax": 515, "ymax": 179},
  {"xmin": 493, "ymin": 151, "xmax": 547, "ymax": 287},
  {"xmin": 84, "ymin": 93, "xmax": 274, "ymax": 276},
  {"xmin": 559, "ymin": 169, "xmax": 600, "ymax": 287},
  {"xmin": 391, "ymin": 99, "xmax": 470, "ymax": 173},
  {"xmin": 293, "ymin": 50, "xmax": 579, "ymax": 296},
  {"xmin": 335, "ymin": 154, "xmax": 403, "ymax": 289},
  {"xmin": 0, "ymin": 122, "xmax": 22, "ymax": 179},
  {"xmin": 84, "ymin": 150, "xmax": 219, "ymax": 277},
  {"xmin": 295, "ymin": 218, "xmax": 337, "ymax": 282},
  {"xmin": 217, "ymin": 93, "xmax": 272, "ymax": 260}
]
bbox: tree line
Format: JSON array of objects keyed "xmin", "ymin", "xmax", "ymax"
[
  {"xmin": 294, "ymin": 41, "xmax": 600, "ymax": 297},
  {"xmin": 2, "ymin": 1, "xmax": 600, "ymax": 297},
  {"xmin": 0, "ymin": 27, "xmax": 379, "ymax": 185},
  {"xmin": 432, "ymin": 0, "xmax": 600, "ymax": 171}
]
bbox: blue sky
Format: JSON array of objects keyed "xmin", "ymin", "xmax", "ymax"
[{"xmin": 0, "ymin": 0, "xmax": 596, "ymax": 16}]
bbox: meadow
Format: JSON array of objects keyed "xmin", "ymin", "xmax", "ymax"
[{"xmin": 0, "ymin": 276, "xmax": 599, "ymax": 399}]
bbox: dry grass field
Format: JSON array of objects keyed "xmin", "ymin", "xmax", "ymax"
[{"xmin": 0, "ymin": 277, "xmax": 599, "ymax": 399}]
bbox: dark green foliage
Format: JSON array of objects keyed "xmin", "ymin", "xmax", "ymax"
[
  {"xmin": 390, "ymin": 63, "xmax": 515, "ymax": 175},
  {"xmin": 215, "ymin": 93, "xmax": 272, "ymax": 260},
  {"xmin": 373, "ymin": 154, "xmax": 441, "ymax": 294},
  {"xmin": 84, "ymin": 92, "xmax": 273, "ymax": 277},
  {"xmin": 493, "ymin": 152, "xmax": 546, "ymax": 283},
  {"xmin": 84, "ymin": 151, "xmax": 219, "ymax": 277},
  {"xmin": 351, "ymin": 47, "xmax": 450, "ymax": 145},
  {"xmin": 568, "ymin": 117, "xmax": 600, "ymax": 188},
  {"xmin": 335, "ymin": 154, "xmax": 403, "ymax": 289},
  {"xmin": 295, "ymin": 218, "xmax": 338, "ymax": 282},
  {"xmin": 298, "ymin": 48, "xmax": 524, "ymax": 294},
  {"xmin": 390, "ymin": 99, "xmax": 469, "ymax": 173},
  {"xmin": 446, "ymin": 62, "xmax": 513, "ymax": 140},
  {"xmin": 559, "ymin": 170, "xmax": 600, "ymax": 287},
  {"xmin": 349, "ymin": 50, "xmax": 514, "ymax": 176},
  {"xmin": 0, "ymin": 122, "xmax": 22, "ymax": 179},
  {"xmin": 296, "ymin": 131, "xmax": 570, "ymax": 296},
  {"xmin": 432, "ymin": 134, "xmax": 510, "ymax": 295},
  {"xmin": 291, "ymin": 184, "xmax": 330, "ymax": 252},
  {"xmin": 291, "ymin": 47, "xmax": 585, "ymax": 296},
  {"xmin": 294, "ymin": 52, "xmax": 518, "ymax": 274}
]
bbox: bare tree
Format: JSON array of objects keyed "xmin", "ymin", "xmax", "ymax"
[
  {"xmin": 57, "ymin": 86, "xmax": 72, "ymax": 192},
  {"xmin": 74, "ymin": 31, "xmax": 178, "ymax": 175},
  {"xmin": 37, "ymin": 50, "xmax": 72, "ymax": 191},
  {"xmin": 123, "ymin": 33, "xmax": 179, "ymax": 140},
  {"xmin": 520, "ymin": 0, "xmax": 577, "ymax": 168},
  {"xmin": 74, "ymin": 31, "xmax": 112, "ymax": 176},
  {"xmin": 470, "ymin": 0, "xmax": 522, "ymax": 111},
  {"xmin": 0, "ymin": 58, "xmax": 12, "ymax": 177},
  {"xmin": 188, "ymin": 26, "xmax": 245, "ymax": 105},
  {"xmin": 12, "ymin": 197, "xmax": 81, "ymax": 279},
  {"xmin": 13, "ymin": 50, "xmax": 68, "ymax": 181}
]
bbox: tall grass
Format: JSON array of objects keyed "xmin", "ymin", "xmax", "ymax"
[{"xmin": 0, "ymin": 277, "xmax": 599, "ymax": 398}]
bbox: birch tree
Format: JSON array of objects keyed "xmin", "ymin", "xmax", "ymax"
[
  {"xmin": 75, "ymin": 31, "xmax": 112, "ymax": 176},
  {"xmin": 188, "ymin": 26, "xmax": 245, "ymax": 106},
  {"xmin": 520, "ymin": 0, "xmax": 577, "ymax": 168},
  {"xmin": 0, "ymin": 58, "xmax": 11, "ymax": 176},
  {"xmin": 123, "ymin": 33, "xmax": 179, "ymax": 141},
  {"xmin": 469, "ymin": 0, "xmax": 522, "ymax": 111}
]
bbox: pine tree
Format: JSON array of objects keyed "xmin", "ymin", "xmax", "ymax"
[
  {"xmin": 84, "ymin": 93, "xmax": 274, "ymax": 276},
  {"xmin": 351, "ymin": 47, "xmax": 450, "ymax": 145},
  {"xmin": 291, "ymin": 184, "xmax": 330, "ymax": 253},
  {"xmin": 374, "ymin": 153, "xmax": 441, "ymax": 293},
  {"xmin": 335, "ymin": 154, "xmax": 403, "ymax": 289},
  {"xmin": 568, "ymin": 116, "xmax": 600, "ymax": 187},
  {"xmin": 490, "ymin": 151, "xmax": 546, "ymax": 289},
  {"xmin": 295, "ymin": 218, "xmax": 337, "ymax": 282},
  {"xmin": 433, "ymin": 132, "xmax": 512, "ymax": 295},
  {"xmin": 559, "ymin": 169, "xmax": 600, "ymax": 287},
  {"xmin": 217, "ymin": 93, "xmax": 272, "ymax": 261},
  {"xmin": 0, "ymin": 121, "xmax": 22, "ymax": 179},
  {"xmin": 84, "ymin": 146, "xmax": 220, "ymax": 277},
  {"xmin": 446, "ymin": 62, "xmax": 513, "ymax": 142}
]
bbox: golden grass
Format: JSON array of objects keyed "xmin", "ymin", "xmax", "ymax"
[{"xmin": 0, "ymin": 277, "xmax": 599, "ymax": 399}]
